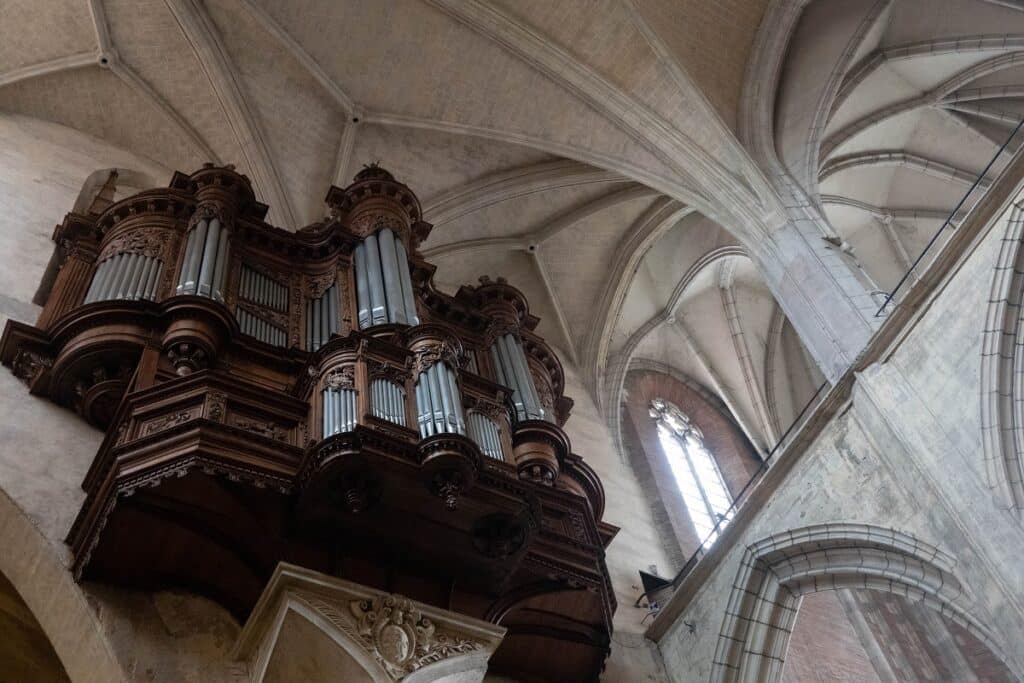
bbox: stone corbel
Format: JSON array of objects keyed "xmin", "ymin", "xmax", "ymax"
[{"xmin": 233, "ymin": 563, "xmax": 505, "ymax": 683}]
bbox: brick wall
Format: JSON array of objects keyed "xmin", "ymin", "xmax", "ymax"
[
  {"xmin": 621, "ymin": 369, "xmax": 762, "ymax": 566},
  {"xmin": 782, "ymin": 591, "xmax": 880, "ymax": 683}
]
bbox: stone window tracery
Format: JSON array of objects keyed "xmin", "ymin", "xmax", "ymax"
[{"xmin": 649, "ymin": 398, "xmax": 733, "ymax": 546}]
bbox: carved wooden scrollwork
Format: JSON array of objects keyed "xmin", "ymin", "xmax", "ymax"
[
  {"xmin": 230, "ymin": 414, "xmax": 288, "ymax": 442},
  {"xmin": 305, "ymin": 270, "xmax": 337, "ymax": 299},
  {"xmin": 530, "ymin": 367, "xmax": 555, "ymax": 412},
  {"xmin": 413, "ymin": 341, "xmax": 460, "ymax": 376},
  {"xmin": 349, "ymin": 213, "xmax": 408, "ymax": 243},
  {"xmin": 189, "ymin": 202, "xmax": 232, "ymax": 228},
  {"xmin": 11, "ymin": 349, "xmax": 51, "ymax": 384},
  {"xmin": 324, "ymin": 365, "xmax": 356, "ymax": 390},
  {"xmin": 367, "ymin": 359, "xmax": 410, "ymax": 385},
  {"xmin": 465, "ymin": 396, "xmax": 507, "ymax": 423},
  {"xmin": 99, "ymin": 228, "xmax": 174, "ymax": 261},
  {"xmin": 141, "ymin": 407, "xmax": 199, "ymax": 436},
  {"xmin": 484, "ymin": 320, "xmax": 519, "ymax": 347},
  {"xmin": 204, "ymin": 391, "xmax": 227, "ymax": 422}
]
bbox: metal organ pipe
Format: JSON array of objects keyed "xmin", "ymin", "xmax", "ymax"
[
  {"xmin": 85, "ymin": 252, "xmax": 164, "ymax": 304},
  {"xmin": 370, "ymin": 379, "xmax": 405, "ymax": 427},
  {"xmin": 306, "ymin": 284, "xmax": 340, "ymax": 351},
  {"xmin": 364, "ymin": 233, "xmax": 387, "ymax": 325},
  {"xmin": 211, "ymin": 229, "xmax": 230, "ymax": 301},
  {"xmin": 177, "ymin": 218, "xmax": 206, "ymax": 295},
  {"xmin": 378, "ymin": 229, "xmax": 407, "ymax": 325},
  {"xmin": 414, "ymin": 361, "xmax": 465, "ymax": 437},
  {"xmin": 176, "ymin": 215, "xmax": 230, "ymax": 302},
  {"xmin": 468, "ymin": 412, "xmax": 503, "ymax": 460},
  {"xmin": 394, "ymin": 239, "xmax": 419, "ymax": 325},
  {"xmin": 353, "ymin": 229, "xmax": 419, "ymax": 329},
  {"xmin": 354, "ymin": 243, "xmax": 371, "ymax": 328},
  {"xmin": 197, "ymin": 217, "xmax": 220, "ymax": 296},
  {"xmin": 490, "ymin": 333, "xmax": 547, "ymax": 422},
  {"xmin": 321, "ymin": 385, "xmax": 358, "ymax": 438}
]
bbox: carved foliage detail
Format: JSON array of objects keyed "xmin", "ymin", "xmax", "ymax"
[
  {"xmin": 350, "ymin": 213, "xmax": 407, "ymax": 242},
  {"xmin": 305, "ymin": 270, "xmax": 337, "ymax": 299},
  {"xmin": 190, "ymin": 202, "xmax": 231, "ymax": 228},
  {"xmin": 11, "ymin": 349, "xmax": 52, "ymax": 384},
  {"xmin": 229, "ymin": 414, "xmax": 288, "ymax": 442},
  {"xmin": 204, "ymin": 391, "xmax": 227, "ymax": 422},
  {"xmin": 289, "ymin": 591, "xmax": 482, "ymax": 681},
  {"xmin": 100, "ymin": 228, "xmax": 173, "ymax": 261},
  {"xmin": 413, "ymin": 341, "xmax": 460, "ymax": 377},
  {"xmin": 531, "ymin": 367, "xmax": 555, "ymax": 411},
  {"xmin": 351, "ymin": 595, "xmax": 480, "ymax": 678},
  {"xmin": 141, "ymin": 407, "xmax": 199, "ymax": 436},
  {"xmin": 324, "ymin": 365, "xmax": 356, "ymax": 390},
  {"xmin": 465, "ymin": 396, "xmax": 506, "ymax": 423},
  {"xmin": 367, "ymin": 359, "xmax": 410, "ymax": 385}
]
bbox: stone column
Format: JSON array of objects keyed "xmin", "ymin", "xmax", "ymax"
[{"xmin": 233, "ymin": 563, "xmax": 506, "ymax": 683}]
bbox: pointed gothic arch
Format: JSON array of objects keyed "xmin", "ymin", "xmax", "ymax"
[{"xmin": 710, "ymin": 523, "xmax": 1010, "ymax": 683}]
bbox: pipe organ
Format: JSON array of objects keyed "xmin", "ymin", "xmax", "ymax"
[{"xmin": 2, "ymin": 163, "xmax": 616, "ymax": 682}]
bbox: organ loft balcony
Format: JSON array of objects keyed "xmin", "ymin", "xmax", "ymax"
[{"xmin": 0, "ymin": 163, "xmax": 617, "ymax": 682}]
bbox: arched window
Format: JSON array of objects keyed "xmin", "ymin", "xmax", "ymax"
[{"xmin": 649, "ymin": 399, "xmax": 733, "ymax": 546}]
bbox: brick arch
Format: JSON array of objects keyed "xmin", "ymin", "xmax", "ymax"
[
  {"xmin": 711, "ymin": 523, "xmax": 1011, "ymax": 683},
  {"xmin": 620, "ymin": 364, "xmax": 761, "ymax": 566}
]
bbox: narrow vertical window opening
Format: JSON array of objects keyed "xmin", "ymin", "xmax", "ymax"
[{"xmin": 649, "ymin": 399, "xmax": 733, "ymax": 546}]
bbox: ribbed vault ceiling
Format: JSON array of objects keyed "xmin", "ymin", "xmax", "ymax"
[
  {"xmin": 6, "ymin": 0, "xmax": 1015, "ymax": 459},
  {"xmin": 778, "ymin": 0, "xmax": 1024, "ymax": 293}
]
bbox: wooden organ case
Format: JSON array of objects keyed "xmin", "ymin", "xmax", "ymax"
[{"xmin": 0, "ymin": 164, "xmax": 618, "ymax": 681}]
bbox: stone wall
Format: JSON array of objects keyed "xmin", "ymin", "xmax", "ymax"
[{"xmin": 652, "ymin": 186, "xmax": 1024, "ymax": 680}]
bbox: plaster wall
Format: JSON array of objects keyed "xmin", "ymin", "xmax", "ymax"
[{"xmin": 655, "ymin": 192, "xmax": 1024, "ymax": 681}]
